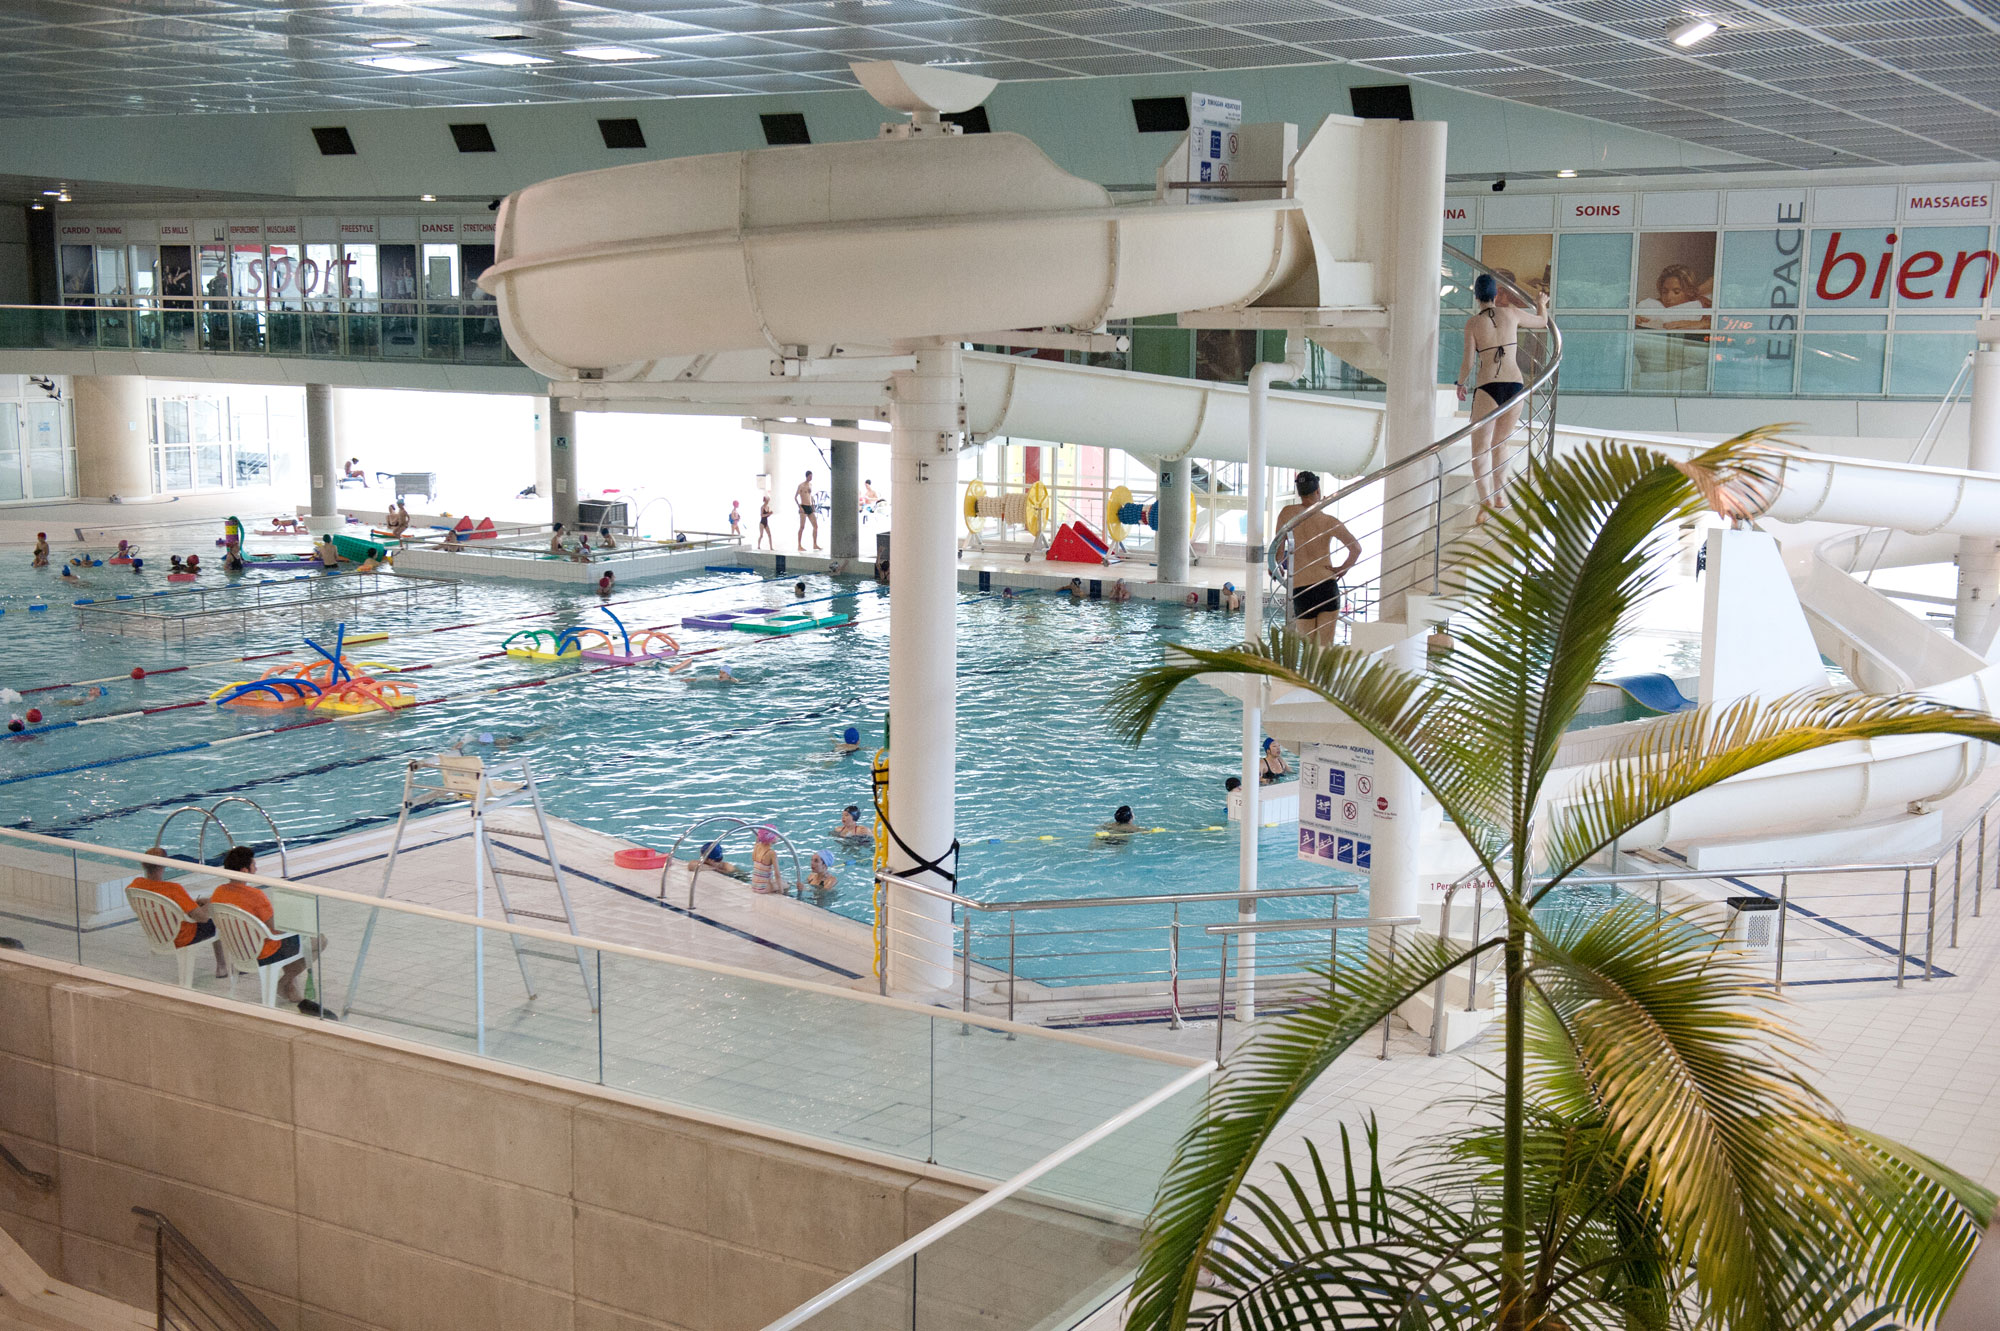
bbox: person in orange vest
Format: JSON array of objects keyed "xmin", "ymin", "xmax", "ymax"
[
  {"xmin": 127, "ymin": 848, "xmax": 225, "ymax": 978},
  {"xmin": 208, "ymin": 846, "xmax": 323, "ymax": 1009}
]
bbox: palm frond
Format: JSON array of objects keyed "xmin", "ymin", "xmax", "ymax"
[
  {"xmin": 1105, "ymin": 633, "xmax": 1511, "ymax": 873},
  {"xmin": 1525, "ymin": 902, "xmax": 1988, "ymax": 1329},
  {"xmin": 1197, "ymin": 1127, "xmax": 1500, "ymax": 1331},
  {"xmin": 1538, "ymin": 689, "xmax": 2000, "ymax": 893},
  {"xmin": 1125, "ymin": 935, "xmax": 1497, "ymax": 1331}
]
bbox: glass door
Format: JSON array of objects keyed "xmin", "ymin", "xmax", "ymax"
[
  {"xmin": 22, "ymin": 401, "xmax": 68, "ymax": 498},
  {"xmin": 0, "ymin": 403, "xmax": 22, "ymax": 501}
]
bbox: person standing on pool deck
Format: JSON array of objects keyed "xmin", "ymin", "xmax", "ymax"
[
  {"xmin": 757, "ymin": 493, "xmax": 775, "ymax": 550},
  {"xmin": 1274, "ymin": 471, "xmax": 1360, "ymax": 648},
  {"xmin": 1456, "ymin": 271, "xmax": 1549, "ymax": 517},
  {"xmin": 796, "ymin": 472, "xmax": 820, "ymax": 551},
  {"xmin": 728, "ymin": 501, "xmax": 742, "ymax": 538}
]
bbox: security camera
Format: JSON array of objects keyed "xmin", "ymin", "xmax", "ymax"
[
  {"xmin": 1491, "ymin": 178, "xmax": 1507, "ymax": 193},
  {"xmin": 487, "ymin": 198, "xmax": 501, "ymax": 211}
]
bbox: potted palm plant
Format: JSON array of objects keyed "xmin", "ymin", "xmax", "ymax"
[{"xmin": 1108, "ymin": 431, "xmax": 1998, "ymax": 1330}]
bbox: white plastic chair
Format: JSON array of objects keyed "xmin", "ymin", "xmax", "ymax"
[
  {"xmin": 124, "ymin": 886, "xmax": 202, "ymax": 989},
  {"xmin": 208, "ymin": 902, "xmax": 299, "ymax": 1007}
]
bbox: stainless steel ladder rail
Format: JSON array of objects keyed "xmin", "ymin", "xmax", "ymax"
[{"xmin": 658, "ymin": 811, "xmax": 807, "ymax": 908}]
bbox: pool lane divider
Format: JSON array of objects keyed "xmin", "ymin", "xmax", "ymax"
[
  {"xmin": 14, "ymin": 570, "xmax": 803, "ymax": 698},
  {"xmin": 0, "ymin": 611, "xmax": 872, "ymax": 785}
]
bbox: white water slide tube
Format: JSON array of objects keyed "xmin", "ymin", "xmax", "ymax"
[
  {"xmin": 1548, "ymin": 433, "xmax": 2000, "ymax": 853},
  {"xmin": 482, "ymin": 123, "xmax": 1400, "ymax": 475}
]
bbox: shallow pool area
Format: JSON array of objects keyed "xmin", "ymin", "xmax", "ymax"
[{"xmin": 1, "ymin": 540, "xmax": 1367, "ymax": 972}]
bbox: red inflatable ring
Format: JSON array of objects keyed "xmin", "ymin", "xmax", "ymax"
[{"xmin": 613, "ymin": 847, "xmax": 668, "ymax": 871}]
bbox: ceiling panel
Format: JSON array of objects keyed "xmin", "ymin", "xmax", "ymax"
[{"xmin": 0, "ymin": 0, "xmax": 1984, "ymax": 170}]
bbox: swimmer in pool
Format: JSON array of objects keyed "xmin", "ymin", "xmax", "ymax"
[
  {"xmin": 835, "ymin": 805, "xmax": 870, "ymax": 839},
  {"xmin": 1111, "ymin": 579, "xmax": 1131, "ymax": 602},
  {"xmin": 1260, "ymin": 737, "xmax": 1291, "ymax": 784},
  {"xmin": 548, "ymin": 524, "xmax": 566, "ymax": 555},
  {"xmin": 222, "ymin": 539, "xmax": 245, "ymax": 573},
  {"xmin": 185, "ymin": 554, "xmax": 201, "ymax": 575},
  {"xmin": 1222, "ymin": 582, "xmax": 1243, "ymax": 612},
  {"xmin": 793, "ymin": 581, "xmax": 806, "ymax": 599},
  {"xmin": 597, "ymin": 571, "xmax": 614, "ymax": 597},
  {"xmin": 58, "ymin": 686, "xmax": 109, "ymax": 707},
  {"xmin": 1067, "ymin": 577, "xmax": 1084, "ymax": 601},
  {"xmin": 31, "ymin": 533, "xmax": 48, "ymax": 568},
  {"xmin": 168, "ymin": 555, "xmax": 188, "ymax": 574},
  {"xmin": 833, "ymin": 725, "xmax": 861, "ymax": 755},
  {"xmin": 1100, "ymin": 805, "xmax": 1137, "ymax": 839},
  {"xmin": 354, "ymin": 554, "xmax": 384, "ymax": 574},
  {"xmin": 750, "ymin": 827, "xmax": 782, "ymax": 894},
  {"xmin": 807, "ymin": 851, "xmax": 838, "ymax": 892},
  {"xmin": 693, "ymin": 840, "xmax": 743, "ymax": 880},
  {"xmin": 716, "ymin": 665, "xmax": 739, "ymax": 684}
]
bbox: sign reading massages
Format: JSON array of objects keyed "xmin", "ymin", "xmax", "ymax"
[{"xmin": 1298, "ymin": 742, "xmax": 1391, "ymax": 873}]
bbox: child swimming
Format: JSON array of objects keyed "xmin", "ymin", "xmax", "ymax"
[{"xmin": 30, "ymin": 534, "xmax": 48, "ymax": 568}]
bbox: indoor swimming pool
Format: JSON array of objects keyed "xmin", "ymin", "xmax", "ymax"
[{"xmin": 0, "ymin": 540, "xmax": 1364, "ymax": 967}]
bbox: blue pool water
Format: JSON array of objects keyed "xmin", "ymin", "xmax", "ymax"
[{"xmin": 0, "ymin": 539, "xmax": 1363, "ymax": 975}]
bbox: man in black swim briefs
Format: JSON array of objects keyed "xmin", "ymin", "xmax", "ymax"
[{"xmin": 1275, "ymin": 471, "xmax": 1362, "ymax": 646}]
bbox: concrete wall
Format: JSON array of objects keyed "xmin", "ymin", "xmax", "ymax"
[{"xmin": 0, "ymin": 954, "xmax": 996, "ymax": 1331}]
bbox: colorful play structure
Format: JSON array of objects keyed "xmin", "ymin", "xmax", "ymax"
[
  {"xmin": 1044, "ymin": 520, "xmax": 1117, "ymax": 566},
  {"xmin": 680, "ymin": 604, "xmax": 850, "ymax": 635},
  {"xmin": 219, "ymin": 516, "xmax": 323, "ymax": 572},
  {"xmin": 962, "ymin": 479, "xmax": 1052, "ymax": 551},
  {"xmin": 581, "ymin": 610, "xmax": 680, "ymax": 665},
  {"xmin": 505, "ymin": 608, "xmax": 689, "ymax": 663},
  {"xmin": 210, "ymin": 625, "xmax": 415, "ymax": 714}
]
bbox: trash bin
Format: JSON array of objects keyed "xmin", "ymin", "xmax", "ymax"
[{"xmin": 1724, "ymin": 894, "xmax": 1780, "ymax": 949}]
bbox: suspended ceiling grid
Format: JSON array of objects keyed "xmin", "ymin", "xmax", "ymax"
[{"xmin": 0, "ymin": 0, "xmax": 1995, "ymax": 168}]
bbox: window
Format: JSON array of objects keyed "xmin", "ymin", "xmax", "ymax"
[
  {"xmin": 1131, "ymin": 97, "xmax": 1189, "ymax": 133},
  {"xmin": 1554, "ymin": 232, "xmax": 1633, "ymax": 309},
  {"xmin": 759, "ymin": 113, "xmax": 810, "ymax": 146},
  {"xmin": 598, "ymin": 118, "xmax": 646, "ymax": 149},
  {"xmin": 450, "ymin": 122, "xmax": 497, "ymax": 153},
  {"xmin": 312, "ymin": 126, "xmax": 357, "ymax": 156}
]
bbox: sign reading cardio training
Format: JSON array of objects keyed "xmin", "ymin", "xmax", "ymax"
[
  {"xmin": 1298, "ymin": 742, "xmax": 1382, "ymax": 873},
  {"xmin": 1185, "ymin": 92, "xmax": 1243, "ymax": 204}
]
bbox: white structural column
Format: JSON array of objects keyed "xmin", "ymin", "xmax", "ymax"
[
  {"xmin": 547, "ymin": 397, "xmax": 580, "ymax": 530},
  {"xmin": 1156, "ymin": 455, "xmax": 1192, "ymax": 584},
  {"xmin": 886, "ymin": 342, "xmax": 961, "ymax": 993},
  {"xmin": 304, "ymin": 382, "xmax": 339, "ymax": 532},
  {"xmin": 830, "ymin": 422, "xmax": 860, "ymax": 562},
  {"xmin": 71, "ymin": 374, "xmax": 150, "ymax": 501},
  {"xmin": 1364, "ymin": 120, "xmax": 1448, "ymax": 938},
  {"xmin": 1956, "ymin": 326, "xmax": 2000, "ymax": 645}
]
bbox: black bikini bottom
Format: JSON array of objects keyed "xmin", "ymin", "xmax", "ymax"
[{"xmin": 1476, "ymin": 380, "xmax": 1525, "ymax": 409}]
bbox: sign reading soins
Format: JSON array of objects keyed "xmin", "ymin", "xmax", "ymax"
[
  {"xmin": 1185, "ymin": 93, "xmax": 1243, "ymax": 204},
  {"xmin": 1298, "ymin": 742, "xmax": 1374, "ymax": 873}
]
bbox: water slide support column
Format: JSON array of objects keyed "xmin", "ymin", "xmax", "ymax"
[
  {"xmin": 886, "ymin": 342, "xmax": 961, "ymax": 993},
  {"xmin": 1238, "ymin": 345, "xmax": 1306, "ymax": 1025},
  {"xmin": 71, "ymin": 374, "xmax": 150, "ymax": 501},
  {"xmin": 1955, "ymin": 325, "xmax": 2000, "ymax": 645},
  {"xmin": 831, "ymin": 421, "xmax": 860, "ymax": 562},
  {"xmin": 1361, "ymin": 119, "xmax": 1448, "ymax": 944},
  {"xmin": 304, "ymin": 382, "xmax": 339, "ymax": 534},
  {"xmin": 547, "ymin": 397, "xmax": 579, "ymax": 531},
  {"xmin": 1157, "ymin": 455, "xmax": 1192, "ymax": 584}
]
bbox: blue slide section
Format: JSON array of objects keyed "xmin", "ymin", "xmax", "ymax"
[{"xmin": 1602, "ymin": 673, "xmax": 1696, "ymax": 714}]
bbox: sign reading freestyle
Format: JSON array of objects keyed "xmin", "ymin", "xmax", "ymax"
[
  {"xmin": 1186, "ymin": 92, "xmax": 1242, "ymax": 204},
  {"xmin": 1299, "ymin": 742, "xmax": 1389, "ymax": 872}
]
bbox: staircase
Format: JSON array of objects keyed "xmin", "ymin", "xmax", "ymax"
[{"xmin": 1268, "ymin": 243, "xmax": 1563, "ymax": 634}]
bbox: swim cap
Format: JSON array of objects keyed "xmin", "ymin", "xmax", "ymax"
[
  {"xmin": 1263, "ymin": 737, "xmax": 1274, "ymax": 751},
  {"xmin": 813, "ymin": 850, "xmax": 830, "ymax": 869},
  {"xmin": 702, "ymin": 841, "xmax": 724, "ymax": 861},
  {"xmin": 753, "ymin": 826, "xmax": 779, "ymax": 844},
  {"xmin": 1473, "ymin": 273, "xmax": 1499, "ymax": 303},
  {"xmin": 843, "ymin": 726, "xmax": 860, "ymax": 744}
]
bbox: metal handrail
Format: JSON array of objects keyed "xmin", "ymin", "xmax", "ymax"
[
  {"xmin": 660, "ymin": 812, "xmax": 805, "ymax": 906},
  {"xmin": 0, "ymin": 1139, "xmax": 52, "ymax": 1192},
  {"xmin": 1264, "ymin": 242, "xmax": 1563, "ymax": 625},
  {"xmin": 198, "ymin": 798, "xmax": 291, "ymax": 878},
  {"xmin": 873, "ymin": 870, "xmax": 1358, "ymax": 914},
  {"xmin": 1208, "ymin": 915, "xmax": 1420, "ymax": 1062},
  {"xmin": 132, "ymin": 1208, "xmax": 281, "ymax": 1331}
]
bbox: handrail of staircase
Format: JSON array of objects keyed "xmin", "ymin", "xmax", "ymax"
[
  {"xmin": 1264, "ymin": 243, "xmax": 1564, "ymax": 622},
  {"xmin": 0, "ymin": 1139, "xmax": 52, "ymax": 1192},
  {"xmin": 132, "ymin": 1207, "xmax": 280, "ymax": 1331}
]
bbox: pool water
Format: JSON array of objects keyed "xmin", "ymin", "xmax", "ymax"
[{"xmin": 0, "ymin": 539, "xmax": 1365, "ymax": 978}]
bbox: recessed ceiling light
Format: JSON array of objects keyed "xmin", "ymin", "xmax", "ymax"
[
  {"xmin": 57, "ymin": 193, "xmax": 71, "ymax": 203},
  {"xmin": 457, "ymin": 50, "xmax": 552, "ymax": 66},
  {"xmin": 420, "ymin": 194, "xmax": 437, "ymax": 201},
  {"xmin": 485, "ymin": 31, "xmax": 531, "ymax": 41},
  {"xmin": 1668, "ymin": 18, "xmax": 1720, "ymax": 46},
  {"xmin": 368, "ymin": 37, "xmax": 422, "ymax": 50},
  {"xmin": 565, "ymin": 45, "xmax": 652, "ymax": 61},
  {"xmin": 1556, "ymin": 168, "xmax": 1577, "ymax": 178},
  {"xmin": 357, "ymin": 54, "xmax": 453, "ymax": 72},
  {"xmin": 41, "ymin": 189, "xmax": 59, "ymax": 196}
]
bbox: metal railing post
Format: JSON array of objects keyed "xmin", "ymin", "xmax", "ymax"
[
  {"xmin": 877, "ymin": 900, "xmax": 889, "ymax": 997},
  {"xmin": 1926, "ymin": 866, "xmax": 1937, "ymax": 980},
  {"xmin": 1977, "ymin": 813, "xmax": 1986, "ymax": 918},
  {"xmin": 1379, "ymin": 923, "xmax": 1400, "ymax": 1060},
  {"xmin": 1429, "ymin": 883, "xmax": 1457, "ymax": 1056},
  {"xmin": 1006, "ymin": 914, "xmax": 1017, "ymax": 1023},
  {"xmin": 1952, "ymin": 841, "xmax": 1961, "ymax": 948},
  {"xmin": 1169, "ymin": 903, "xmax": 1182, "ymax": 1030},
  {"xmin": 1774, "ymin": 873, "xmax": 1789, "ymax": 989},
  {"xmin": 1215, "ymin": 933, "xmax": 1231, "ymax": 1065},
  {"xmin": 1466, "ymin": 881, "xmax": 1485, "ymax": 1011},
  {"xmin": 960, "ymin": 912, "xmax": 972, "ymax": 1016},
  {"xmin": 1897, "ymin": 868, "xmax": 1912, "ymax": 987}
]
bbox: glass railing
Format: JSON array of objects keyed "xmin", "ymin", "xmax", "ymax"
[
  {"xmin": 0, "ymin": 826, "xmax": 1203, "ymax": 1182},
  {"xmin": 763, "ymin": 1063, "xmax": 1210, "ymax": 1331},
  {"xmin": 1, "ymin": 301, "xmax": 522, "ymax": 368}
]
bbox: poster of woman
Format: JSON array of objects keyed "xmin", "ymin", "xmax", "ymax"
[
  {"xmin": 1632, "ymin": 231, "xmax": 1717, "ymax": 391},
  {"xmin": 1478, "ymin": 234, "xmax": 1552, "ymax": 301}
]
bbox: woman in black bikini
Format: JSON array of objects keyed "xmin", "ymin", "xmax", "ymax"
[{"xmin": 1456, "ymin": 272, "xmax": 1550, "ymax": 517}]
